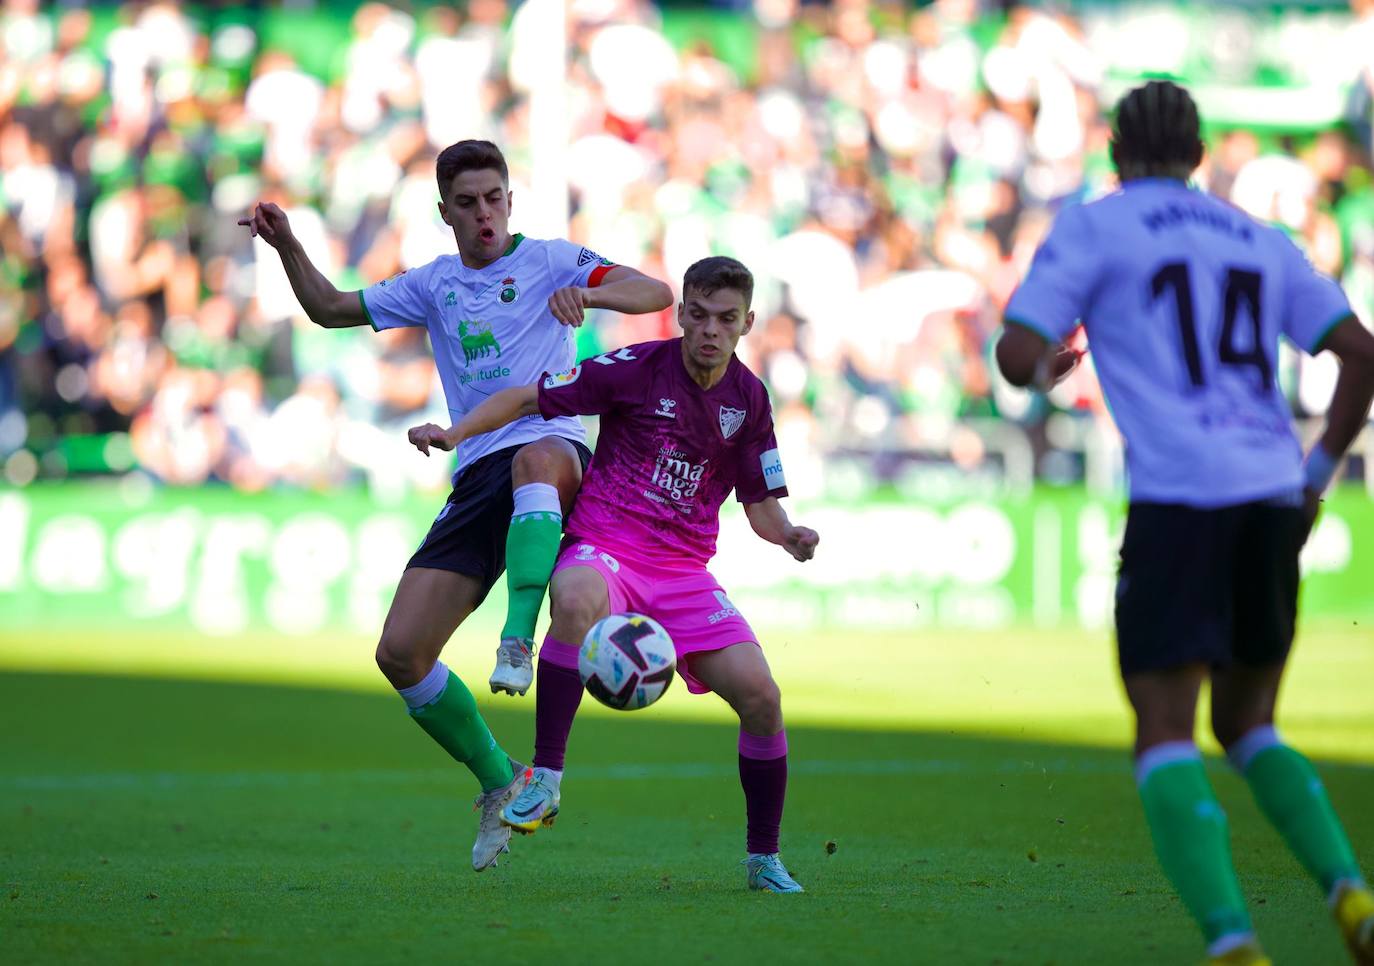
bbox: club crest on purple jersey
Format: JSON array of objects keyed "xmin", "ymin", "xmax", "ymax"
[{"xmin": 719, "ymin": 405, "xmax": 746, "ymax": 439}]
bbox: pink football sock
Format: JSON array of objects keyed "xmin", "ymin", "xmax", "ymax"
[
  {"xmin": 739, "ymin": 728, "xmax": 788, "ymax": 855},
  {"xmin": 533, "ymin": 636, "xmax": 584, "ymax": 771}
]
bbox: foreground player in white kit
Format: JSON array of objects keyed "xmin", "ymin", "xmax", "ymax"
[
  {"xmin": 240, "ymin": 140, "xmax": 671, "ymax": 870},
  {"xmin": 998, "ymin": 81, "xmax": 1374, "ymax": 966}
]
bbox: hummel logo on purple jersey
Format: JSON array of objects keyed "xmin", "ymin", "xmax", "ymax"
[
  {"xmin": 655, "ymin": 398, "xmax": 677, "ymax": 418},
  {"xmin": 719, "ymin": 406, "xmax": 746, "ymax": 439}
]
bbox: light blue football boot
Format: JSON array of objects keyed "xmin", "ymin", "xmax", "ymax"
[
  {"xmin": 745, "ymin": 853, "xmax": 805, "ymax": 893},
  {"xmin": 500, "ymin": 767, "xmax": 560, "ymax": 833}
]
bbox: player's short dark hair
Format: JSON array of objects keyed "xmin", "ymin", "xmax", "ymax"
[
  {"xmin": 1109, "ymin": 80, "xmax": 1204, "ymax": 179},
  {"xmin": 682, "ymin": 256, "xmax": 754, "ymax": 309},
  {"xmin": 435, "ymin": 140, "xmax": 509, "ymax": 197}
]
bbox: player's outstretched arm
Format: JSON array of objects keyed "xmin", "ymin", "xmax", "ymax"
[
  {"xmin": 547, "ymin": 266, "xmax": 673, "ymax": 327},
  {"xmin": 408, "ymin": 383, "xmax": 541, "ymax": 456},
  {"xmin": 743, "ymin": 497, "xmax": 819, "ymax": 562},
  {"xmin": 238, "ymin": 202, "xmax": 367, "ymax": 329},
  {"xmin": 995, "ymin": 322, "xmax": 1083, "ymax": 390},
  {"xmin": 1301, "ymin": 315, "xmax": 1374, "ymax": 530}
]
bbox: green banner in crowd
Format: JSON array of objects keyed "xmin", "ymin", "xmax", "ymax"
[{"xmin": 0, "ymin": 483, "xmax": 1369, "ymax": 636}]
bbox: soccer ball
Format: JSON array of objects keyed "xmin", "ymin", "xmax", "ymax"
[{"xmin": 578, "ymin": 613, "xmax": 676, "ymax": 711}]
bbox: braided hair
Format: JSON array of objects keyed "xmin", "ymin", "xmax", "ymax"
[{"xmin": 1109, "ymin": 80, "xmax": 1204, "ymax": 181}]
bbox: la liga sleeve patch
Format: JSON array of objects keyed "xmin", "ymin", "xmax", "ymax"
[
  {"xmin": 543, "ymin": 366, "xmax": 581, "ymax": 389},
  {"xmin": 760, "ymin": 448, "xmax": 786, "ymax": 490}
]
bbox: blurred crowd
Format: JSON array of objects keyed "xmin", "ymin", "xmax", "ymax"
[{"xmin": 3, "ymin": 0, "xmax": 1373, "ymax": 496}]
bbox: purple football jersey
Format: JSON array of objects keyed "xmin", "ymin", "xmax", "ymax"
[{"xmin": 538, "ymin": 338, "xmax": 788, "ymax": 565}]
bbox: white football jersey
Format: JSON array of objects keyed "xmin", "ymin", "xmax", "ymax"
[
  {"xmin": 1005, "ymin": 179, "xmax": 1351, "ymax": 507},
  {"xmin": 360, "ymin": 235, "xmax": 616, "ymax": 472}
]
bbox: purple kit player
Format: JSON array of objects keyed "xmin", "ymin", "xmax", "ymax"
[{"xmin": 408, "ymin": 256, "xmax": 819, "ymax": 892}]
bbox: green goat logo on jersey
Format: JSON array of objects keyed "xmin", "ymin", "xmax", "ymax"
[{"xmin": 457, "ymin": 319, "xmax": 502, "ymax": 366}]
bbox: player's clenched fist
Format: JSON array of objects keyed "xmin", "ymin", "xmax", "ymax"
[
  {"xmin": 783, "ymin": 525, "xmax": 819, "ymax": 562},
  {"xmin": 237, "ymin": 202, "xmax": 295, "ymax": 249},
  {"xmin": 548, "ymin": 286, "xmax": 591, "ymax": 327},
  {"xmin": 408, "ymin": 423, "xmax": 457, "ymax": 456},
  {"xmin": 1045, "ymin": 343, "xmax": 1084, "ymax": 387}
]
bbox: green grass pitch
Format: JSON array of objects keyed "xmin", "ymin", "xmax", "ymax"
[{"xmin": 0, "ymin": 625, "xmax": 1370, "ymax": 964}]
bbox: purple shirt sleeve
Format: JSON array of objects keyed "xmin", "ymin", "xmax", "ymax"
[
  {"xmin": 537, "ymin": 344, "xmax": 650, "ymax": 419},
  {"xmin": 735, "ymin": 390, "xmax": 788, "ymax": 503}
]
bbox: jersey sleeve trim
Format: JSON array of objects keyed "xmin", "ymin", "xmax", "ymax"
[
  {"xmin": 587, "ymin": 263, "xmax": 615, "ymax": 288},
  {"xmin": 358, "ymin": 290, "xmax": 380, "ymax": 332},
  {"xmin": 1003, "ymin": 315, "xmax": 1058, "ymax": 344},
  {"xmin": 1307, "ymin": 310, "xmax": 1355, "ymax": 355}
]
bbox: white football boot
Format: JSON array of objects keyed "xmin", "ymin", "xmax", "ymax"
[
  {"xmin": 489, "ymin": 637, "xmax": 535, "ymax": 696},
  {"xmin": 471, "ymin": 760, "xmax": 529, "ymax": 871}
]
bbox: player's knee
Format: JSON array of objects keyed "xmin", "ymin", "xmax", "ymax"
[
  {"xmin": 735, "ymin": 678, "xmax": 783, "ymax": 733},
  {"xmin": 549, "ymin": 586, "xmax": 601, "ymax": 634},
  {"xmin": 512, "ymin": 441, "xmax": 562, "ymax": 483},
  {"xmin": 375, "ymin": 634, "xmax": 426, "ymax": 689}
]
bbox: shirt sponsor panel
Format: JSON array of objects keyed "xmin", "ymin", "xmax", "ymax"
[
  {"xmin": 362, "ymin": 238, "xmax": 595, "ymax": 474},
  {"xmin": 547, "ymin": 339, "xmax": 787, "ymax": 564},
  {"xmin": 760, "ymin": 448, "xmax": 786, "ymax": 490}
]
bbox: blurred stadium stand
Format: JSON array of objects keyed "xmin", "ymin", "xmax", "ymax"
[{"xmin": 3, "ymin": 0, "xmax": 1373, "ymax": 502}]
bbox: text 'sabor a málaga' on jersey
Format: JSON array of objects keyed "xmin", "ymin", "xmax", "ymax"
[
  {"xmin": 1005, "ymin": 179, "xmax": 1352, "ymax": 507},
  {"xmin": 360, "ymin": 237, "xmax": 616, "ymax": 475},
  {"xmin": 537, "ymin": 338, "xmax": 787, "ymax": 566}
]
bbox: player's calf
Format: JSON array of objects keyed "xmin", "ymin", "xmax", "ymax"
[{"xmin": 494, "ymin": 475, "xmax": 568, "ymax": 697}]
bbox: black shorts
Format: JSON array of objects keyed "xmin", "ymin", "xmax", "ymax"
[
  {"xmin": 1114, "ymin": 498, "xmax": 1304, "ymax": 677},
  {"xmin": 407, "ymin": 438, "xmax": 592, "ymax": 603}
]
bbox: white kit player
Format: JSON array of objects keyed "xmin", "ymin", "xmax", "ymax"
[
  {"xmin": 996, "ymin": 81, "xmax": 1374, "ymax": 965},
  {"xmin": 239, "ymin": 139, "xmax": 672, "ymax": 871}
]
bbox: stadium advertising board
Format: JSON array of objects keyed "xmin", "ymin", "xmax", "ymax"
[{"xmin": 0, "ymin": 484, "xmax": 1369, "ymax": 636}]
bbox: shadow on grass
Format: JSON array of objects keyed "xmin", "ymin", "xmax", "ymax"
[{"xmin": 0, "ymin": 672, "xmax": 1368, "ymax": 966}]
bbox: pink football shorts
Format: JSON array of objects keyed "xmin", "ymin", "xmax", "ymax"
[{"xmin": 552, "ymin": 539, "xmax": 759, "ymax": 694}]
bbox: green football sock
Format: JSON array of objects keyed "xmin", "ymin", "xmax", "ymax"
[
  {"xmin": 409, "ymin": 670, "xmax": 514, "ymax": 792},
  {"xmin": 1236, "ymin": 731, "xmax": 1361, "ymax": 893},
  {"xmin": 500, "ymin": 493, "xmax": 563, "ymax": 642},
  {"xmin": 1137, "ymin": 745, "xmax": 1252, "ymax": 943}
]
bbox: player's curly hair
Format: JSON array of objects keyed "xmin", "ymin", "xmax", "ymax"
[
  {"xmin": 683, "ymin": 256, "xmax": 754, "ymax": 308},
  {"xmin": 1109, "ymin": 80, "xmax": 1204, "ymax": 181},
  {"xmin": 435, "ymin": 140, "xmax": 509, "ymax": 196}
]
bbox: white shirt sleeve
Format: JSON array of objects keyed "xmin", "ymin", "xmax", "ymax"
[
  {"xmin": 1004, "ymin": 205, "xmax": 1098, "ymax": 343},
  {"xmin": 359, "ymin": 265, "xmax": 432, "ymax": 332},
  {"xmin": 543, "ymin": 238, "xmax": 617, "ymax": 290},
  {"xmin": 1276, "ymin": 234, "xmax": 1353, "ymax": 354}
]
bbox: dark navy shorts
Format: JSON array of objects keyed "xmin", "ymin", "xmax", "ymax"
[
  {"xmin": 407, "ymin": 438, "xmax": 592, "ymax": 603},
  {"xmin": 1114, "ymin": 498, "xmax": 1304, "ymax": 677}
]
